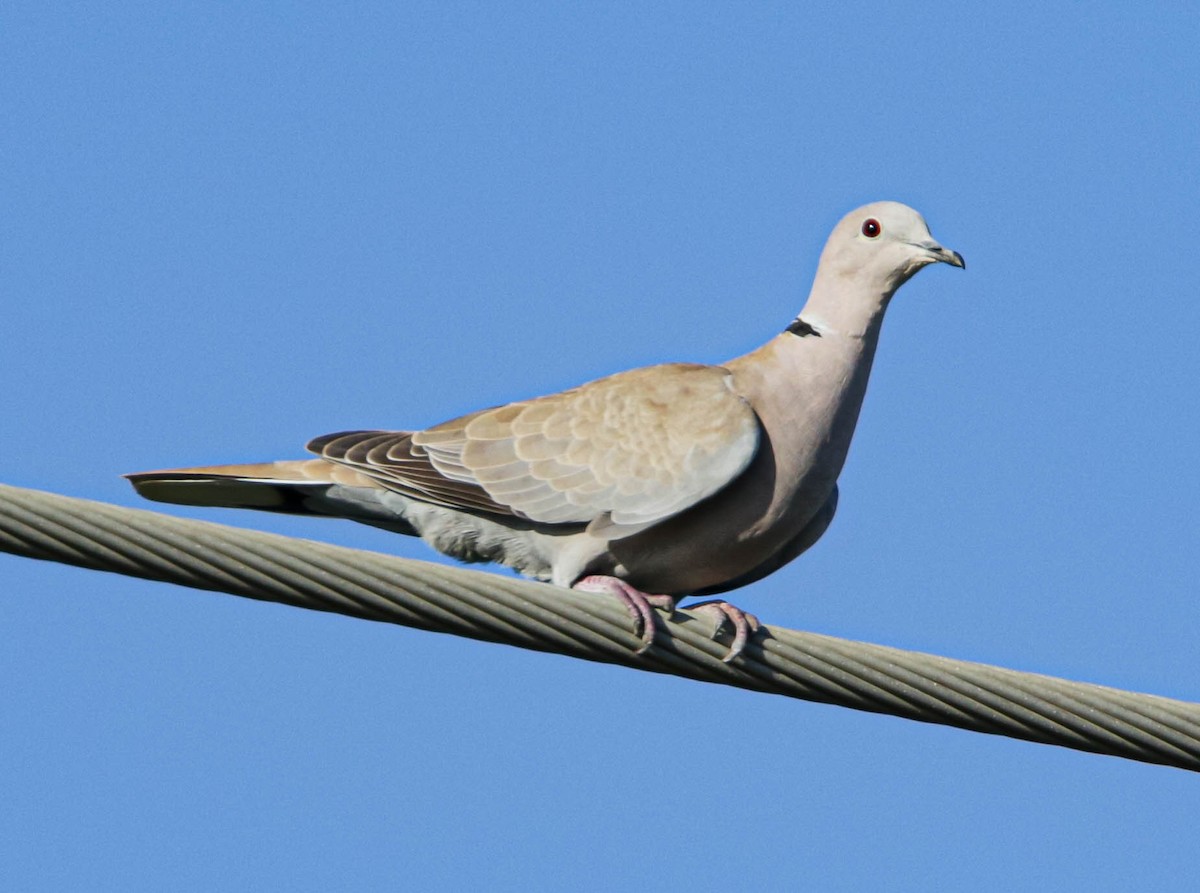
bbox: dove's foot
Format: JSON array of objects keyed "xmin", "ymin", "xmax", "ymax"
[
  {"xmin": 572, "ymin": 575, "xmax": 676, "ymax": 654},
  {"xmin": 684, "ymin": 599, "xmax": 760, "ymax": 663},
  {"xmin": 571, "ymin": 576, "xmax": 758, "ymax": 662}
]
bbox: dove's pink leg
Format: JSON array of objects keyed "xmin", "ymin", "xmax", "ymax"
[
  {"xmin": 572, "ymin": 575, "xmax": 676, "ymax": 654},
  {"xmin": 572, "ymin": 575, "xmax": 758, "ymax": 662},
  {"xmin": 685, "ymin": 600, "xmax": 760, "ymax": 663}
]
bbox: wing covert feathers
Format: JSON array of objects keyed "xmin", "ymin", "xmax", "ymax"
[{"xmin": 309, "ymin": 363, "xmax": 760, "ymax": 528}]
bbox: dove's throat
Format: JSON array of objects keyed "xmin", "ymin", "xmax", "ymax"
[{"xmin": 797, "ymin": 278, "xmax": 893, "ymax": 339}]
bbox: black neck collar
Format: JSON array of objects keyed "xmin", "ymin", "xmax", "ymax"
[{"xmin": 784, "ymin": 317, "xmax": 821, "ymax": 337}]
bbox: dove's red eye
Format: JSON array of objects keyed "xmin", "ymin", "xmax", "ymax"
[{"xmin": 862, "ymin": 218, "xmax": 881, "ymax": 238}]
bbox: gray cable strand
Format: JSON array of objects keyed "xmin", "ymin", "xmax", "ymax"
[{"xmin": 1, "ymin": 481, "xmax": 1197, "ymax": 771}]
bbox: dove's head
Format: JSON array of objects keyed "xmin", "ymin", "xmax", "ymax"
[
  {"xmin": 823, "ymin": 201, "xmax": 964, "ymax": 287},
  {"xmin": 801, "ymin": 201, "xmax": 963, "ymax": 336}
]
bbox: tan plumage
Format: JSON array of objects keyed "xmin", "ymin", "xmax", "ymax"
[
  {"xmin": 310, "ymin": 363, "xmax": 758, "ymax": 529},
  {"xmin": 128, "ymin": 201, "xmax": 964, "ymax": 659}
]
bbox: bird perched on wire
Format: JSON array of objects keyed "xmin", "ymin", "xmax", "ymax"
[{"xmin": 128, "ymin": 201, "xmax": 963, "ymax": 661}]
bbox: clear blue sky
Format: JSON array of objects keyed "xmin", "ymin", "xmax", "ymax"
[{"xmin": 2, "ymin": 3, "xmax": 1198, "ymax": 890}]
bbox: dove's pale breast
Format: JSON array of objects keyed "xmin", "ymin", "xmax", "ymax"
[{"xmin": 605, "ymin": 323, "xmax": 883, "ymax": 594}]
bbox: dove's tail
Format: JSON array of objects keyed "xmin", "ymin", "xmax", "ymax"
[
  {"xmin": 125, "ymin": 460, "xmax": 418, "ymax": 535},
  {"xmin": 127, "ymin": 460, "xmax": 329, "ymax": 510}
]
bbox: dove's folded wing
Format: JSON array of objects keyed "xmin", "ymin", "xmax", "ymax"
[{"xmin": 309, "ymin": 363, "xmax": 761, "ymax": 531}]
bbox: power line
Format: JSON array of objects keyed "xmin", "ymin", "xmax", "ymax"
[{"xmin": 1, "ymin": 482, "xmax": 1196, "ymax": 771}]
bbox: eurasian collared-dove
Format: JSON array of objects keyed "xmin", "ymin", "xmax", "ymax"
[{"xmin": 128, "ymin": 201, "xmax": 963, "ymax": 660}]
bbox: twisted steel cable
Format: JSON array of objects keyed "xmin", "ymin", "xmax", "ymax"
[{"xmin": 1, "ymin": 481, "xmax": 1197, "ymax": 771}]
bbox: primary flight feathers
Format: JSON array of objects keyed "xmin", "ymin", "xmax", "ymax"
[{"xmin": 129, "ymin": 201, "xmax": 964, "ymax": 660}]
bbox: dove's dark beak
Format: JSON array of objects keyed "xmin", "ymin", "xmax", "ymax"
[{"xmin": 920, "ymin": 241, "xmax": 965, "ymax": 269}]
